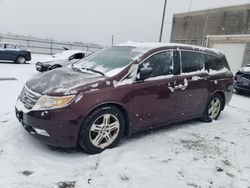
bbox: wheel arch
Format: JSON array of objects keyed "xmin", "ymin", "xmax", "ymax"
[
  {"xmin": 81, "ymin": 102, "xmax": 131, "ymax": 136},
  {"xmin": 15, "ymin": 55, "xmax": 26, "ymax": 63},
  {"xmin": 50, "ymin": 64, "xmax": 62, "ymax": 70},
  {"xmin": 211, "ymin": 91, "xmax": 225, "ymax": 111},
  {"xmin": 52, "ymin": 64, "xmax": 62, "ymax": 68}
]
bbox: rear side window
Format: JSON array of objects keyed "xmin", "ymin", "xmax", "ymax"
[
  {"xmin": 139, "ymin": 51, "xmax": 173, "ymax": 78},
  {"xmin": 205, "ymin": 54, "xmax": 227, "ymax": 72},
  {"xmin": 181, "ymin": 51, "xmax": 204, "ymax": 73}
]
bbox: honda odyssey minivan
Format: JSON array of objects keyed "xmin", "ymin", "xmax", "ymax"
[{"xmin": 15, "ymin": 42, "xmax": 234, "ymax": 154}]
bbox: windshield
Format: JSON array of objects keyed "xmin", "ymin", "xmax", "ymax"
[{"xmin": 73, "ymin": 46, "xmax": 142, "ymax": 76}]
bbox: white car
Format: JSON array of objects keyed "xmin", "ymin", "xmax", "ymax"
[{"xmin": 35, "ymin": 50, "xmax": 91, "ymax": 72}]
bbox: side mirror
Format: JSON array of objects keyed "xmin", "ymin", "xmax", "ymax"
[{"xmin": 139, "ymin": 67, "xmax": 153, "ymax": 80}]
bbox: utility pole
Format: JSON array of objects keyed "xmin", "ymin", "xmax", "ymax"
[
  {"xmin": 111, "ymin": 35, "xmax": 114, "ymax": 46},
  {"xmin": 159, "ymin": 0, "xmax": 167, "ymax": 42},
  {"xmin": 188, "ymin": 0, "xmax": 192, "ymax": 12}
]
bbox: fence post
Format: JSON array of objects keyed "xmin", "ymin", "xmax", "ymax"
[{"xmin": 50, "ymin": 42, "xmax": 53, "ymax": 55}]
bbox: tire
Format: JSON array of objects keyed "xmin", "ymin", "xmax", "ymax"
[
  {"xmin": 78, "ymin": 106, "xmax": 125, "ymax": 154},
  {"xmin": 201, "ymin": 94, "xmax": 223, "ymax": 122},
  {"xmin": 36, "ymin": 68, "xmax": 43, "ymax": 72},
  {"xmin": 16, "ymin": 56, "xmax": 26, "ymax": 64}
]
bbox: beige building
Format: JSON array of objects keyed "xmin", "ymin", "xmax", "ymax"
[{"xmin": 171, "ymin": 4, "xmax": 250, "ymax": 73}]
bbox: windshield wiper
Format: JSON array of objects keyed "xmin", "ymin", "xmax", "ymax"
[{"xmin": 81, "ymin": 67, "xmax": 105, "ymax": 76}]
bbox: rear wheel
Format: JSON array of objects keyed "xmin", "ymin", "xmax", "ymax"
[
  {"xmin": 16, "ymin": 56, "xmax": 26, "ymax": 64},
  {"xmin": 201, "ymin": 94, "xmax": 223, "ymax": 122},
  {"xmin": 78, "ymin": 106, "xmax": 125, "ymax": 154}
]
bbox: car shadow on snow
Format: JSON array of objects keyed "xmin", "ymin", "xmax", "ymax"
[
  {"xmin": 44, "ymin": 119, "xmax": 201, "ymax": 154},
  {"xmin": 47, "ymin": 145, "xmax": 85, "ymax": 154}
]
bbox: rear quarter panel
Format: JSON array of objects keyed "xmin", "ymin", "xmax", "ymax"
[{"xmin": 208, "ymin": 71, "xmax": 234, "ymax": 106}]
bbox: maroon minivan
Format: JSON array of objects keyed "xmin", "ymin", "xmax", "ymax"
[{"xmin": 15, "ymin": 42, "xmax": 234, "ymax": 154}]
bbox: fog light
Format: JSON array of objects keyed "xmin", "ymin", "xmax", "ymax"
[{"xmin": 33, "ymin": 128, "xmax": 50, "ymax": 137}]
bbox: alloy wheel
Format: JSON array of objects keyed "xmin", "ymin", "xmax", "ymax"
[
  {"xmin": 18, "ymin": 56, "xmax": 26, "ymax": 64},
  {"xmin": 208, "ymin": 98, "xmax": 221, "ymax": 119},
  {"xmin": 89, "ymin": 114, "xmax": 120, "ymax": 149}
]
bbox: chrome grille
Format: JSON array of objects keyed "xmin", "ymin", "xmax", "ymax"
[{"xmin": 20, "ymin": 86, "xmax": 40, "ymax": 109}]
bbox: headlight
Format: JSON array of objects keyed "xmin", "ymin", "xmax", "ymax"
[{"xmin": 33, "ymin": 95, "xmax": 75, "ymax": 110}]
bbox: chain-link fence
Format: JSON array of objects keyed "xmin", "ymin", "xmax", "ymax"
[{"xmin": 0, "ymin": 35, "xmax": 103, "ymax": 55}]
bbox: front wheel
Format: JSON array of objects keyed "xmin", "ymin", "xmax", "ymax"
[
  {"xmin": 78, "ymin": 106, "xmax": 125, "ymax": 154},
  {"xmin": 201, "ymin": 94, "xmax": 223, "ymax": 122}
]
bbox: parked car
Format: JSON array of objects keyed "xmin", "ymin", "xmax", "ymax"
[
  {"xmin": 234, "ymin": 66, "xmax": 250, "ymax": 94},
  {"xmin": 15, "ymin": 43, "xmax": 234, "ymax": 154},
  {"xmin": 35, "ymin": 50, "xmax": 91, "ymax": 72},
  {"xmin": 0, "ymin": 42, "xmax": 31, "ymax": 64}
]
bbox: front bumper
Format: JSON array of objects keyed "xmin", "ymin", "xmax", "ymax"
[
  {"xmin": 35, "ymin": 62, "xmax": 51, "ymax": 72},
  {"xmin": 15, "ymin": 99, "xmax": 82, "ymax": 148},
  {"xmin": 234, "ymin": 80, "xmax": 250, "ymax": 92}
]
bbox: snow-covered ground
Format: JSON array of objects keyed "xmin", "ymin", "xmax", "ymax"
[{"xmin": 0, "ymin": 55, "xmax": 250, "ymax": 188}]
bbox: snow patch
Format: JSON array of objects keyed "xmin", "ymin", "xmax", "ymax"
[
  {"xmin": 106, "ymin": 81, "xmax": 111, "ymax": 86},
  {"xmin": 209, "ymin": 68, "xmax": 228, "ymax": 75},
  {"xmin": 117, "ymin": 41, "xmax": 221, "ymax": 55},
  {"xmin": 91, "ymin": 83, "xmax": 99, "ymax": 88},
  {"xmin": 75, "ymin": 93, "xmax": 83, "ymax": 103},
  {"xmin": 113, "ymin": 80, "xmax": 118, "ymax": 88},
  {"xmin": 241, "ymin": 67, "xmax": 250, "ymax": 72},
  {"xmin": 41, "ymin": 111, "xmax": 48, "ymax": 117},
  {"xmin": 191, "ymin": 76, "xmax": 202, "ymax": 81}
]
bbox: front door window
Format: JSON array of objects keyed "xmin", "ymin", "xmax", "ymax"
[{"xmin": 138, "ymin": 51, "xmax": 173, "ymax": 80}]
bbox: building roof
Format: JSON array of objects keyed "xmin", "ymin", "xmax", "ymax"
[{"xmin": 173, "ymin": 4, "xmax": 250, "ymax": 18}]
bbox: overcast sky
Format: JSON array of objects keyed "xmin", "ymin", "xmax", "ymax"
[{"xmin": 0, "ymin": 0, "xmax": 249, "ymax": 46}]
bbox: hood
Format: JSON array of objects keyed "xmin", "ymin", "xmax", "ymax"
[
  {"xmin": 38, "ymin": 56, "xmax": 55, "ymax": 63},
  {"xmin": 26, "ymin": 67, "xmax": 105, "ymax": 96},
  {"xmin": 38, "ymin": 56, "xmax": 68, "ymax": 63}
]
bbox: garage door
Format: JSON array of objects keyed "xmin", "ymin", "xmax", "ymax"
[{"xmin": 212, "ymin": 43, "xmax": 246, "ymax": 74}]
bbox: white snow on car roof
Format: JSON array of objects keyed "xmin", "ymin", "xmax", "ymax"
[
  {"xmin": 55, "ymin": 49, "xmax": 83, "ymax": 55},
  {"xmin": 242, "ymin": 66, "xmax": 250, "ymax": 72},
  {"xmin": 117, "ymin": 41, "xmax": 221, "ymax": 54}
]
